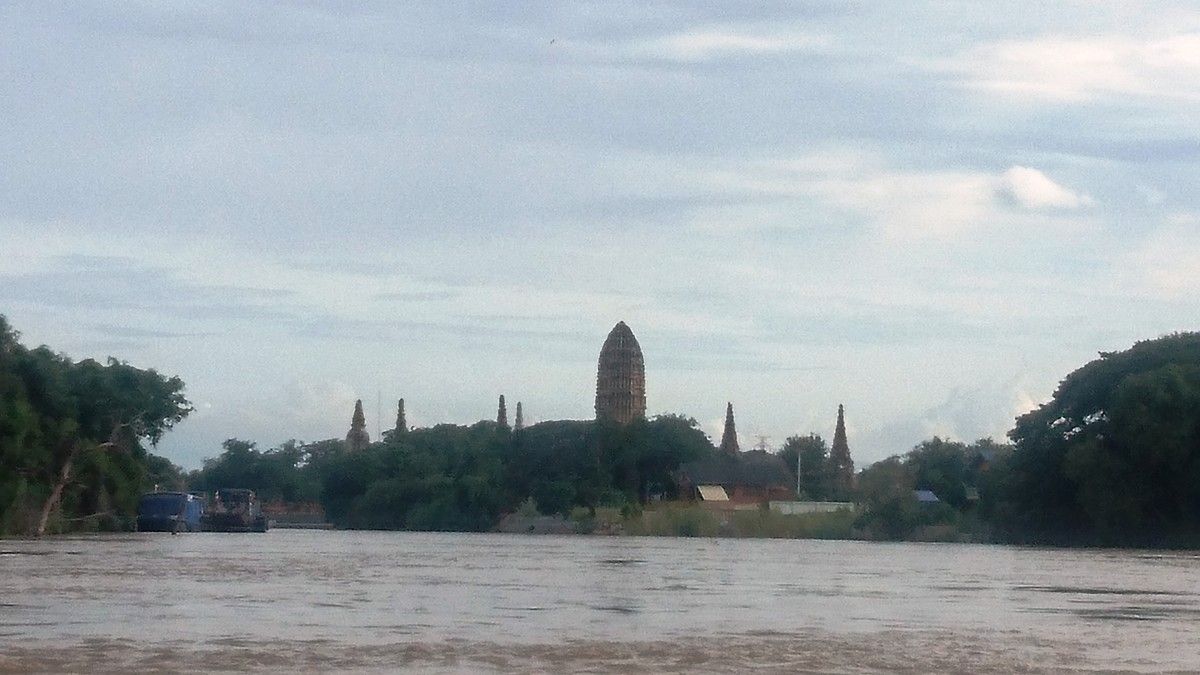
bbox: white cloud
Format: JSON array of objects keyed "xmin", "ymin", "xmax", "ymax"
[
  {"xmin": 998, "ymin": 166, "xmax": 1091, "ymax": 210},
  {"xmin": 816, "ymin": 171, "xmax": 996, "ymax": 238},
  {"xmin": 952, "ymin": 32, "xmax": 1200, "ymax": 101},
  {"xmin": 860, "ymin": 377, "xmax": 1043, "ymax": 461},
  {"xmin": 693, "ymin": 152, "xmax": 1094, "ymax": 238},
  {"xmin": 634, "ymin": 28, "xmax": 829, "ymax": 62},
  {"xmin": 1126, "ymin": 216, "xmax": 1200, "ymax": 298}
]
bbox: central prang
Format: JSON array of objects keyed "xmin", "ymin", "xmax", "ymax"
[{"xmin": 594, "ymin": 321, "xmax": 646, "ymax": 425}]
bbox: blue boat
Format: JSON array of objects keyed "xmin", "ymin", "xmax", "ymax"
[{"xmin": 137, "ymin": 492, "xmax": 204, "ymax": 532}]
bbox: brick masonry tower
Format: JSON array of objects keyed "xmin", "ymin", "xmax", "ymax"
[
  {"xmin": 345, "ymin": 399, "xmax": 370, "ymax": 452},
  {"xmin": 595, "ymin": 321, "xmax": 647, "ymax": 425},
  {"xmin": 828, "ymin": 403, "xmax": 855, "ymax": 498},
  {"xmin": 497, "ymin": 394, "xmax": 509, "ymax": 429},
  {"xmin": 719, "ymin": 402, "xmax": 739, "ymax": 454},
  {"xmin": 393, "ymin": 398, "xmax": 407, "ymax": 437}
]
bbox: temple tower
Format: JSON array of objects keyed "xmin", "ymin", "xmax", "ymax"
[
  {"xmin": 346, "ymin": 399, "xmax": 370, "ymax": 452},
  {"xmin": 514, "ymin": 401, "xmax": 524, "ymax": 430},
  {"xmin": 393, "ymin": 398, "xmax": 408, "ymax": 437},
  {"xmin": 497, "ymin": 395, "xmax": 509, "ymax": 429},
  {"xmin": 719, "ymin": 402, "xmax": 739, "ymax": 454},
  {"xmin": 828, "ymin": 404, "xmax": 855, "ymax": 497},
  {"xmin": 595, "ymin": 321, "xmax": 646, "ymax": 425}
]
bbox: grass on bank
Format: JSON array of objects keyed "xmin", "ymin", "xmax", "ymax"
[{"xmin": 618, "ymin": 503, "xmax": 858, "ymax": 539}]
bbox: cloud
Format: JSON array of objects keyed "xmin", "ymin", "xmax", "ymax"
[
  {"xmin": 694, "ymin": 152, "xmax": 1095, "ymax": 238},
  {"xmin": 858, "ymin": 377, "xmax": 1042, "ymax": 461},
  {"xmin": 631, "ymin": 28, "xmax": 829, "ymax": 62},
  {"xmin": 0, "ymin": 256, "xmax": 297, "ymax": 319},
  {"xmin": 1124, "ymin": 215, "xmax": 1200, "ymax": 298},
  {"xmin": 952, "ymin": 33, "xmax": 1200, "ymax": 101},
  {"xmin": 691, "ymin": 151, "xmax": 994, "ymax": 238},
  {"xmin": 373, "ymin": 290, "xmax": 459, "ymax": 302},
  {"xmin": 89, "ymin": 324, "xmax": 212, "ymax": 340},
  {"xmin": 997, "ymin": 166, "xmax": 1091, "ymax": 210},
  {"xmin": 6, "ymin": 3, "xmax": 1200, "ymax": 472}
]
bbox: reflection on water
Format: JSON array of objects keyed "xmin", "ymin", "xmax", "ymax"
[{"xmin": 1, "ymin": 532, "xmax": 1198, "ymax": 672}]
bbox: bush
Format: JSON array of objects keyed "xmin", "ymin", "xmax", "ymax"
[{"xmin": 626, "ymin": 504, "xmax": 720, "ymax": 537}]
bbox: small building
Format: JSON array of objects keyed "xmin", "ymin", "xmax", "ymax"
[
  {"xmin": 696, "ymin": 485, "xmax": 729, "ymax": 502},
  {"xmin": 676, "ymin": 450, "xmax": 796, "ymax": 505},
  {"xmin": 769, "ymin": 501, "xmax": 854, "ymax": 515},
  {"xmin": 914, "ymin": 489, "xmax": 941, "ymax": 504}
]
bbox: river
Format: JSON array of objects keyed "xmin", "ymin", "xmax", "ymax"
[{"xmin": 1, "ymin": 531, "xmax": 1198, "ymax": 672}]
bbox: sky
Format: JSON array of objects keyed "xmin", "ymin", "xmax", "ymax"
[{"xmin": 3, "ymin": 2, "xmax": 1200, "ymax": 469}]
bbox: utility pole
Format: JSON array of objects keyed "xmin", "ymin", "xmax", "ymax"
[{"xmin": 796, "ymin": 449, "xmax": 802, "ymax": 499}]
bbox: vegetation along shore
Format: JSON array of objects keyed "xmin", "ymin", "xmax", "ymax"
[{"xmin": 3, "ymin": 313, "xmax": 1199, "ymax": 548}]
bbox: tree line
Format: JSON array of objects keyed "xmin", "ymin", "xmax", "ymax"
[
  {"xmin": 188, "ymin": 415, "xmax": 714, "ymax": 531},
  {"xmin": 849, "ymin": 332, "xmax": 1200, "ymax": 546},
  {"xmin": 4, "ymin": 313, "xmax": 1199, "ymax": 546}
]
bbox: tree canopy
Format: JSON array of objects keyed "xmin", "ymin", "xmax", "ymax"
[
  {"xmin": 1002, "ymin": 332, "xmax": 1200, "ymax": 544},
  {"xmin": 0, "ymin": 315, "xmax": 191, "ymax": 535},
  {"xmin": 189, "ymin": 413, "xmax": 717, "ymax": 532},
  {"xmin": 779, "ymin": 433, "xmax": 829, "ymax": 500}
]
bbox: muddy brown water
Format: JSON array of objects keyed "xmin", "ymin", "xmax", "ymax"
[{"xmin": 1, "ymin": 531, "xmax": 1198, "ymax": 672}]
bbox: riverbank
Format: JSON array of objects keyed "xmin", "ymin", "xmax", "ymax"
[
  {"xmin": 495, "ymin": 502, "xmax": 1000, "ymax": 544},
  {"xmin": 495, "ymin": 503, "xmax": 965, "ymax": 542}
]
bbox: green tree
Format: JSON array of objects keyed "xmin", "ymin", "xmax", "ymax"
[
  {"xmin": 780, "ymin": 434, "xmax": 828, "ymax": 500},
  {"xmin": 190, "ymin": 438, "xmax": 324, "ymax": 503},
  {"xmin": 1005, "ymin": 332, "xmax": 1200, "ymax": 545},
  {"xmin": 317, "ymin": 411, "xmax": 713, "ymax": 531},
  {"xmin": 905, "ymin": 437, "xmax": 970, "ymax": 509},
  {"xmin": 853, "ymin": 457, "xmax": 921, "ymax": 539},
  {"xmin": 0, "ymin": 316, "xmax": 191, "ymax": 535}
]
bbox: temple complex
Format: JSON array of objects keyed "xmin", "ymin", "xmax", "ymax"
[
  {"xmin": 345, "ymin": 399, "xmax": 370, "ymax": 452},
  {"xmin": 595, "ymin": 321, "xmax": 646, "ymax": 425}
]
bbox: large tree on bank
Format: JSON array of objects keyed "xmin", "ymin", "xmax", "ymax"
[
  {"xmin": 0, "ymin": 316, "xmax": 191, "ymax": 535},
  {"xmin": 779, "ymin": 433, "xmax": 829, "ymax": 500},
  {"xmin": 1003, "ymin": 332, "xmax": 1200, "ymax": 544}
]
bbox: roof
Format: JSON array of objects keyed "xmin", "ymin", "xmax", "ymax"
[
  {"xmin": 678, "ymin": 450, "xmax": 794, "ymax": 490},
  {"xmin": 914, "ymin": 489, "xmax": 941, "ymax": 503},
  {"xmin": 697, "ymin": 485, "xmax": 729, "ymax": 501}
]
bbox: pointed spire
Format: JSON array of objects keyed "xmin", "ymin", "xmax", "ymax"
[
  {"xmin": 719, "ymin": 402, "xmax": 739, "ymax": 454},
  {"xmin": 497, "ymin": 394, "xmax": 509, "ymax": 429},
  {"xmin": 828, "ymin": 404, "xmax": 854, "ymax": 498},
  {"xmin": 394, "ymin": 398, "xmax": 408, "ymax": 436},
  {"xmin": 345, "ymin": 399, "xmax": 370, "ymax": 452},
  {"xmin": 514, "ymin": 401, "xmax": 524, "ymax": 430}
]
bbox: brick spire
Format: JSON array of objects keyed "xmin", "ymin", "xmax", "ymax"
[
  {"xmin": 497, "ymin": 394, "xmax": 509, "ymax": 429},
  {"xmin": 345, "ymin": 399, "xmax": 370, "ymax": 452},
  {"xmin": 828, "ymin": 404, "xmax": 854, "ymax": 497},
  {"xmin": 719, "ymin": 402, "xmax": 739, "ymax": 454},
  {"xmin": 394, "ymin": 398, "xmax": 407, "ymax": 436},
  {"xmin": 514, "ymin": 401, "xmax": 524, "ymax": 430}
]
